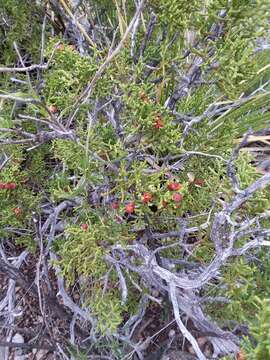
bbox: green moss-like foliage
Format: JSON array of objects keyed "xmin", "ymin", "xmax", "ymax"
[
  {"xmin": 0, "ymin": 0, "xmax": 43, "ymax": 64},
  {"xmin": 242, "ymin": 298, "xmax": 270, "ymax": 359},
  {"xmin": 0, "ymin": 147, "xmax": 40, "ymax": 249}
]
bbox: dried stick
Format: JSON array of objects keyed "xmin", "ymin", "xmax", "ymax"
[
  {"xmin": 0, "ymin": 63, "xmax": 48, "ymax": 73},
  {"xmin": 227, "ymin": 172, "xmax": 270, "ymax": 213},
  {"xmin": 58, "ymin": 0, "xmax": 96, "ymax": 48},
  {"xmin": 169, "ymin": 283, "xmax": 207, "ymax": 360},
  {"xmin": 0, "ymin": 42, "xmax": 59, "ymax": 73},
  {"xmin": 115, "ymin": 263, "xmax": 128, "ymax": 305}
]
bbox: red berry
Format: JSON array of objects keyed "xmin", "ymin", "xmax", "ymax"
[
  {"xmin": 142, "ymin": 192, "xmax": 153, "ymax": 203},
  {"xmin": 153, "ymin": 114, "xmax": 164, "ymax": 129},
  {"xmin": 125, "ymin": 202, "xmax": 135, "ymax": 214},
  {"xmin": 0, "ymin": 182, "xmax": 6, "ymax": 190},
  {"xmin": 167, "ymin": 182, "xmax": 182, "ymax": 191},
  {"xmin": 81, "ymin": 223, "xmax": 88, "ymax": 231},
  {"xmin": 194, "ymin": 179, "xmax": 205, "ymax": 187},
  {"xmin": 49, "ymin": 105, "xmax": 58, "ymax": 114},
  {"xmin": 13, "ymin": 207, "xmax": 22, "ymax": 217},
  {"xmin": 111, "ymin": 201, "xmax": 119, "ymax": 209},
  {"xmin": 5, "ymin": 182, "xmax": 16, "ymax": 190},
  {"xmin": 154, "ymin": 117, "xmax": 164, "ymax": 129},
  {"xmin": 172, "ymin": 192, "xmax": 183, "ymax": 202}
]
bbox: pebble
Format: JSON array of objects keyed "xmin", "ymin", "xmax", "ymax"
[
  {"xmin": 151, "ymin": 289, "xmax": 159, "ymax": 297},
  {"xmin": 12, "ymin": 333, "xmax": 24, "ymax": 344},
  {"xmin": 14, "ymin": 356, "xmax": 26, "ymax": 360},
  {"xmin": 12, "ymin": 333, "xmax": 25, "ymax": 359},
  {"xmin": 168, "ymin": 329, "xmax": 176, "ymax": 338}
]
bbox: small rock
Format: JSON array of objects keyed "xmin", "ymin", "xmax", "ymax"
[
  {"xmin": 12, "ymin": 333, "xmax": 24, "ymax": 344},
  {"xmin": 37, "ymin": 315, "xmax": 43, "ymax": 323},
  {"xmin": 14, "ymin": 356, "xmax": 26, "ymax": 360},
  {"xmin": 168, "ymin": 329, "xmax": 176, "ymax": 338},
  {"xmin": 151, "ymin": 289, "xmax": 159, "ymax": 297},
  {"xmin": 12, "ymin": 333, "xmax": 24, "ymax": 358},
  {"xmin": 13, "ymin": 306, "xmax": 23, "ymax": 317}
]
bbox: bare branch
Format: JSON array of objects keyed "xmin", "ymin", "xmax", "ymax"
[{"xmin": 169, "ymin": 283, "xmax": 207, "ymax": 360}]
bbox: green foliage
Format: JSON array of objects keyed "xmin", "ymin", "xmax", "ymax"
[
  {"xmin": 55, "ymin": 217, "xmax": 131, "ymax": 334},
  {"xmin": 121, "ymin": 83, "xmax": 183, "ymax": 154},
  {"xmin": 150, "ymin": 0, "xmax": 202, "ymax": 32},
  {"xmin": 26, "ymin": 145, "xmax": 52, "ymax": 187},
  {"xmin": 243, "ymin": 298, "xmax": 270, "ymax": 359},
  {"xmin": 0, "ymin": 0, "xmax": 42, "ymax": 64},
  {"xmin": 43, "ymin": 40, "xmax": 98, "ymax": 115},
  {"xmin": 243, "ymin": 49, "xmax": 270, "ymax": 95},
  {"xmin": 52, "ymin": 139, "xmax": 86, "ymax": 172},
  {"xmin": 56, "ymin": 224, "xmax": 108, "ymax": 285},
  {"xmin": 55, "ymin": 213, "xmax": 133, "ymax": 280},
  {"xmin": 0, "ymin": 147, "xmax": 40, "ymax": 249},
  {"xmin": 88, "ymin": 289, "xmax": 124, "ymax": 335},
  {"xmin": 182, "ymin": 90, "xmax": 270, "ymax": 157},
  {"xmin": 67, "ymin": 346, "xmax": 89, "ymax": 360},
  {"xmin": 150, "ymin": 0, "xmax": 270, "ymax": 98},
  {"xmin": 204, "ymin": 251, "xmax": 270, "ymax": 337}
]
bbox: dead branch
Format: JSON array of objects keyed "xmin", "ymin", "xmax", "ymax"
[{"xmin": 169, "ymin": 283, "xmax": 207, "ymax": 360}]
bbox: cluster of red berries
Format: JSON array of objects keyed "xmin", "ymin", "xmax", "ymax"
[
  {"xmin": 111, "ymin": 201, "xmax": 119, "ymax": 209},
  {"xmin": 80, "ymin": 178, "xmax": 204, "ymax": 228},
  {"xmin": 0, "ymin": 182, "xmax": 17, "ymax": 190},
  {"xmin": 80, "ymin": 177, "xmax": 205, "ymax": 228},
  {"xmin": 110, "ymin": 181, "xmax": 184, "ymax": 215},
  {"xmin": 111, "ymin": 192, "xmax": 153, "ymax": 215},
  {"xmin": 153, "ymin": 114, "xmax": 164, "ymax": 129}
]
